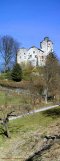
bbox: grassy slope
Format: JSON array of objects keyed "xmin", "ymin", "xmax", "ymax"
[
  {"xmin": 0, "ymin": 90, "xmax": 55, "ymax": 118},
  {"xmin": 0, "ymin": 106, "xmax": 60, "ymax": 161}
]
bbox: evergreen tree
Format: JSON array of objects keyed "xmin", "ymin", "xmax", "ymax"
[{"xmin": 11, "ymin": 63, "xmax": 22, "ymax": 82}]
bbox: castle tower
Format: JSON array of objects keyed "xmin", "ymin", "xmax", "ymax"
[{"xmin": 40, "ymin": 37, "xmax": 53, "ymax": 55}]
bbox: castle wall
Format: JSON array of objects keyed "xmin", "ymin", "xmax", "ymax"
[{"xmin": 17, "ymin": 37, "xmax": 53, "ymax": 67}]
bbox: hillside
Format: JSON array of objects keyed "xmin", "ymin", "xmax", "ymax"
[{"xmin": 0, "ymin": 106, "xmax": 60, "ymax": 161}]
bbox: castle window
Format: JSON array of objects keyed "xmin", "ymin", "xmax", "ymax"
[
  {"xmin": 42, "ymin": 56, "xmax": 44, "ymax": 59},
  {"xmin": 33, "ymin": 51, "xmax": 35, "ymax": 53},
  {"xmin": 28, "ymin": 55, "xmax": 32, "ymax": 59},
  {"xmin": 35, "ymin": 55, "xmax": 37, "ymax": 58}
]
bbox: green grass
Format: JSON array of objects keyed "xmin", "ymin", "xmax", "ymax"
[
  {"xmin": 8, "ymin": 106, "xmax": 60, "ymax": 137},
  {"xmin": 0, "ymin": 106, "xmax": 60, "ymax": 160}
]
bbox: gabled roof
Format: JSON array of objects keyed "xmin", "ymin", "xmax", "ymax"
[
  {"xmin": 28, "ymin": 46, "xmax": 38, "ymax": 50},
  {"xmin": 28, "ymin": 46, "xmax": 44, "ymax": 52}
]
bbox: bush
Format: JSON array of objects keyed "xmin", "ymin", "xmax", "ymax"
[{"xmin": 11, "ymin": 63, "xmax": 22, "ymax": 82}]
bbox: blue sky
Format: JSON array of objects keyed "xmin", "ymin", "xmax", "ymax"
[{"xmin": 0, "ymin": 0, "xmax": 60, "ymax": 59}]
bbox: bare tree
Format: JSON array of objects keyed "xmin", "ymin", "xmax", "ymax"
[
  {"xmin": 43, "ymin": 52, "xmax": 60, "ymax": 103},
  {"xmin": 0, "ymin": 35, "xmax": 19, "ymax": 72}
]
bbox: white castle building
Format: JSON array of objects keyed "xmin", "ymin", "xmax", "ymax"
[{"xmin": 17, "ymin": 37, "xmax": 53, "ymax": 67}]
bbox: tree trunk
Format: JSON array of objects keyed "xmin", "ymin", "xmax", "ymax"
[
  {"xmin": 3, "ymin": 122, "xmax": 11, "ymax": 138},
  {"xmin": 45, "ymin": 88, "xmax": 48, "ymax": 104}
]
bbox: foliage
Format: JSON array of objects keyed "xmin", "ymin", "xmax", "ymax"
[{"xmin": 11, "ymin": 63, "xmax": 22, "ymax": 82}]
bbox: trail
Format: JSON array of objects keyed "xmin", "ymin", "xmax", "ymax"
[{"xmin": 9, "ymin": 104, "xmax": 59, "ymax": 121}]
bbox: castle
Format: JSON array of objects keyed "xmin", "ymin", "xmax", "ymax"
[{"xmin": 17, "ymin": 37, "xmax": 53, "ymax": 67}]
